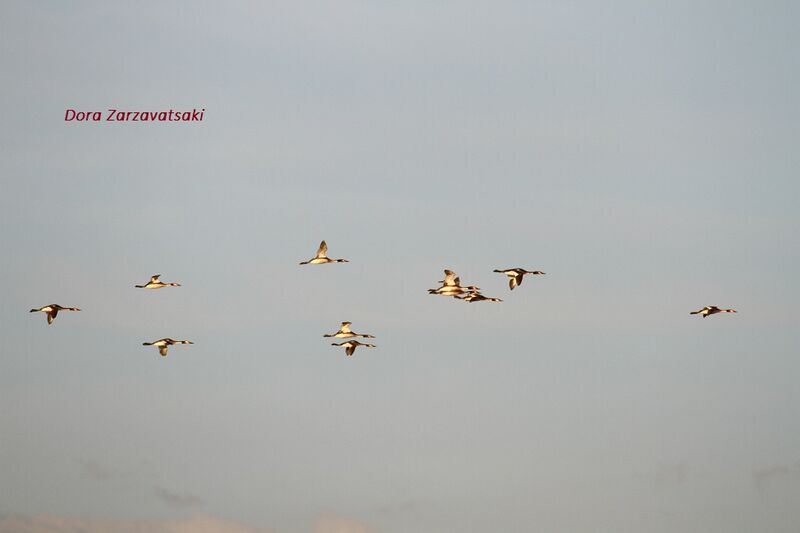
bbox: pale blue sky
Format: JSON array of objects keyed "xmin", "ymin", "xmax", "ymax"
[{"xmin": 1, "ymin": 2, "xmax": 799, "ymax": 532}]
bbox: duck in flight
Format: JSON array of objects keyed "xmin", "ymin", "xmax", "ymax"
[
  {"xmin": 299, "ymin": 240, "xmax": 349, "ymax": 265},
  {"xmin": 331, "ymin": 340, "xmax": 376, "ymax": 357},
  {"xmin": 428, "ymin": 284, "xmax": 481, "ymax": 297},
  {"xmin": 428, "ymin": 269, "xmax": 480, "ymax": 297},
  {"xmin": 493, "ymin": 268, "xmax": 545, "ymax": 290},
  {"xmin": 29, "ymin": 304, "xmax": 81, "ymax": 325},
  {"xmin": 455, "ymin": 292, "xmax": 502, "ymax": 303},
  {"xmin": 142, "ymin": 338, "xmax": 194, "ymax": 356},
  {"xmin": 690, "ymin": 306, "xmax": 737, "ymax": 318},
  {"xmin": 135, "ymin": 274, "xmax": 181, "ymax": 289},
  {"xmin": 323, "ymin": 321, "xmax": 376, "ymax": 339}
]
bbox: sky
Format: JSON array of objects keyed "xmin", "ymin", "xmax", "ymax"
[{"xmin": 0, "ymin": 1, "xmax": 799, "ymax": 532}]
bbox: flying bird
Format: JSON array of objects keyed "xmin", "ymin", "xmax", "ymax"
[
  {"xmin": 455, "ymin": 292, "xmax": 503, "ymax": 303},
  {"xmin": 493, "ymin": 268, "xmax": 545, "ymax": 290},
  {"xmin": 428, "ymin": 284, "xmax": 481, "ymax": 297},
  {"xmin": 690, "ymin": 306, "xmax": 737, "ymax": 318},
  {"xmin": 29, "ymin": 304, "xmax": 81, "ymax": 325},
  {"xmin": 331, "ymin": 340, "xmax": 376, "ymax": 357},
  {"xmin": 428, "ymin": 269, "xmax": 480, "ymax": 297},
  {"xmin": 299, "ymin": 240, "xmax": 349, "ymax": 265},
  {"xmin": 135, "ymin": 274, "xmax": 181, "ymax": 289},
  {"xmin": 142, "ymin": 338, "xmax": 194, "ymax": 356},
  {"xmin": 323, "ymin": 321, "xmax": 376, "ymax": 339}
]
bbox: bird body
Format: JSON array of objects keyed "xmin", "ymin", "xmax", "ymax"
[
  {"xmin": 690, "ymin": 306, "xmax": 737, "ymax": 318},
  {"xmin": 428, "ymin": 284, "xmax": 480, "ymax": 296},
  {"xmin": 493, "ymin": 268, "xmax": 545, "ymax": 290},
  {"xmin": 135, "ymin": 274, "xmax": 181, "ymax": 289},
  {"xmin": 299, "ymin": 240, "xmax": 349, "ymax": 265},
  {"xmin": 429, "ymin": 269, "xmax": 480, "ymax": 296},
  {"xmin": 456, "ymin": 292, "xmax": 502, "ymax": 303},
  {"xmin": 331, "ymin": 340, "xmax": 376, "ymax": 357},
  {"xmin": 323, "ymin": 321, "xmax": 375, "ymax": 339},
  {"xmin": 29, "ymin": 304, "xmax": 81, "ymax": 325},
  {"xmin": 142, "ymin": 338, "xmax": 194, "ymax": 356}
]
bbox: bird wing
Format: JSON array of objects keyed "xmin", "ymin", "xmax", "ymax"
[
  {"xmin": 159, "ymin": 345, "xmax": 169, "ymax": 356},
  {"xmin": 47, "ymin": 310, "xmax": 57, "ymax": 324},
  {"xmin": 150, "ymin": 274, "xmax": 161, "ymax": 282},
  {"xmin": 346, "ymin": 344, "xmax": 355, "ymax": 356},
  {"xmin": 316, "ymin": 241, "xmax": 328, "ymax": 258},
  {"xmin": 443, "ymin": 270, "xmax": 457, "ymax": 286},
  {"xmin": 339, "ymin": 322, "xmax": 352, "ymax": 333},
  {"xmin": 509, "ymin": 277, "xmax": 518, "ymax": 290}
]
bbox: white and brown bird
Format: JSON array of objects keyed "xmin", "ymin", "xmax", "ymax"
[
  {"xmin": 428, "ymin": 269, "xmax": 480, "ymax": 297},
  {"xmin": 428, "ymin": 284, "xmax": 481, "ymax": 297},
  {"xmin": 428, "ymin": 284, "xmax": 480, "ymax": 295},
  {"xmin": 690, "ymin": 306, "xmax": 737, "ymax": 318},
  {"xmin": 142, "ymin": 338, "xmax": 194, "ymax": 356},
  {"xmin": 299, "ymin": 240, "xmax": 349, "ymax": 265},
  {"xmin": 323, "ymin": 321, "xmax": 375, "ymax": 339},
  {"xmin": 29, "ymin": 304, "xmax": 81, "ymax": 325},
  {"xmin": 455, "ymin": 292, "xmax": 502, "ymax": 303},
  {"xmin": 331, "ymin": 340, "xmax": 376, "ymax": 357},
  {"xmin": 135, "ymin": 274, "xmax": 181, "ymax": 289},
  {"xmin": 493, "ymin": 268, "xmax": 545, "ymax": 290}
]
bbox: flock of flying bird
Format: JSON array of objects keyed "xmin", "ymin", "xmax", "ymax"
[{"xmin": 28, "ymin": 240, "xmax": 738, "ymax": 357}]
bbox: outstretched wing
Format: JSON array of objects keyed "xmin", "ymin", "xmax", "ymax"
[
  {"xmin": 339, "ymin": 322, "xmax": 352, "ymax": 333},
  {"xmin": 150, "ymin": 274, "xmax": 161, "ymax": 282},
  {"xmin": 47, "ymin": 310, "xmax": 58, "ymax": 324},
  {"xmin": 346, "ymin": 344, "xmax": 355, "ymax": 356},
  {"xmin": 316, "ymin": 241, "xmax": 328, "ymax": 258},
  {"xmin": 442, "ymin": 270, "xmax": 457, "ymax": 286},
  {"xmin": 159, "ymin": 345, "xmax": 169, "ymax": 356},
  {"xmin": 509, "ymin": 277, "xmax": 518, "ymax": 290}
]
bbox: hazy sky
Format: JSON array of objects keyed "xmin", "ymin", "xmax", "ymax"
[{"xmin": 1, "ymin": 2, "xmax": 799, "ymax": 532}]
